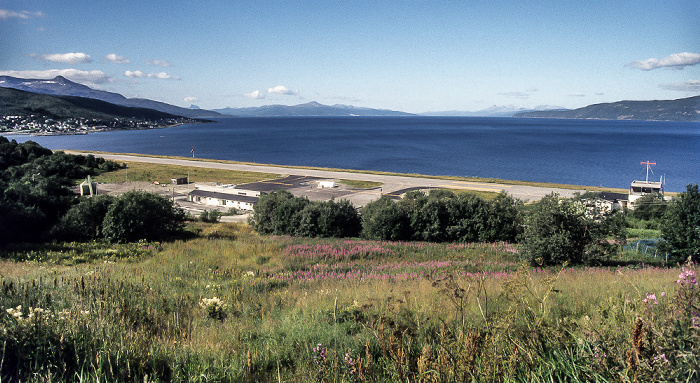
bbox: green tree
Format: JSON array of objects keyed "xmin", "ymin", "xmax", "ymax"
[
  {"xmin": 102, "ymin": 190, "xmax": 186, "ymax": 243},
  {"xmin": 482, "ymin": 191, "xmax": 523, "ymax": 242},
  {"xmin": 249, "ymin": 190, "xmax": 295, "ymax": 234},
  {"xmin": 631, "ymin": 193, "xmax": 668, "ymax": 221},
  {"xmin": 315, "ymin": 199, "xmax": 361, "ymax": 238},
  {"xmin": 661, "ymin": 184, "xmax": 700, "ymax": 263},
  {"xmin": 51, "ymin": 195, "xmax": 115, "ymax": 241},
  {"xmin": 520, "ymin": 193, "xmax": 623, "ymax": 266},
  {"xmin": 360, "ymin": 196, "xmax": 411, "ymax": 241}
]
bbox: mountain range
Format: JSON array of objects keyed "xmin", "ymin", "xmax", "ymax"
[
  {"xmin": 1, "ymin": 75, "xmax": 697, "ymax": 121},
  {"xmin": 514, "ymin": 96, "xmax": 700, "ymax": 121},
  {"xmin": 0, "ymin": 87, "xmax": 183, "ymax": 121},
  {"xmin": 213, "ymin": 102, "xmax": 414, "ymax": 117},
  {"xmin": 420, "ymin": 105, "xmax": 567, "ymax": 117},
  {"xmin": 0, "ymin": 75, "xmax": 222, "ymax": 119}
]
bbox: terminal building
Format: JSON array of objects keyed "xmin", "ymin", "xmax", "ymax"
[{"xmin": 186, "ymin": 184, "xmax": 265, "ymax": 211}]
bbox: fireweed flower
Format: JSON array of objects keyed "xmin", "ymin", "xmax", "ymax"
[{"xmin": 312, "ymin": 343, "xmax": 327, "ymax": 364}]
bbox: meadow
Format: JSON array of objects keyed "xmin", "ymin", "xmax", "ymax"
[{"xmin": 0, "ymin": 222, "xmax": 695, "ymax": 382}]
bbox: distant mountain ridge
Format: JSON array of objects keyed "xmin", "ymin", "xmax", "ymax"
[
  {"xmin": 0, "ymin": 75, "xmax": 222, "ymax": 119},
  {"xmin": 0, "ymin": 87, "xmax": 183, "ymax": 121},
  {"xmin": 421, "ymin": 105, "xmax": 566, "ymax": 117},
  {"xmin": 214, "ymin": 101, "xmax": 414, "ymax": 117},
  {"xmin": 514, "ymin": 96, "xmax": 700, "ymax": 121}
]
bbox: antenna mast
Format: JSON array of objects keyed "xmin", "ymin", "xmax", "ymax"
[{"xmin": 640, "ymin": 161, "xmax": 656, "ymax": 182}]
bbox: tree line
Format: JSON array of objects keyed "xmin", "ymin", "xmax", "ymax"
[
  {"xmin": 0, "ymin": 137, "xmax": 185, "ymax": 245},
  {"xmin": 252, "ymin": 186, "xmax": 700, "ymax": 266}
]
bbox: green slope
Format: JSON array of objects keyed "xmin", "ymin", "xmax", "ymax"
[
  {"xmin": 514, "ymin": 96, "xmax": 700, "ymax": 121},
  {"xmin": 0, "ymin": 87, "xmax": 183, "ymax": 120}
]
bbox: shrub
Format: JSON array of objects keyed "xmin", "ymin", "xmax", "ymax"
[
  {"xmin": 520, "ymin": 193, "xmax": 624, "ymax": 266},
  {"xmin": 51, "ymin": 195, "xmax": 115, "ymax": 241},
  {"xmin": 199, "ymin": 209, "xmax": 222, "ymax": 223},
  {"xmin": 661, "ymin": 184, "xmax": 700, "ymax": 263},
  {"xmin": 102, "ymin": 190, "xmax": 186, "ymax": 243}
]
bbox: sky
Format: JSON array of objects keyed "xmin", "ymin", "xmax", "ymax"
[{"xmin": 1, "ymin": 0, "xmax": 698, "ymax": 113}]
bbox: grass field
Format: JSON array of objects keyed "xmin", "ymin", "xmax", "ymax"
[
  {"xmin": 93, "ymin": 160, "xmax": 278, "ymax": 185},
  {"xmin": 0, "ymin": 222, "xmax": 694, "ymax": 382}
]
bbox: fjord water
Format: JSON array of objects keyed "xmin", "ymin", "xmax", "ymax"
[{"xmin": 8, "ymin": 117, "xmax": 699, "ymax": 192}]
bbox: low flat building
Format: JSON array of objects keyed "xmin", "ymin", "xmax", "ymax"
[{"xmin": 187, "ymin": 188, "xmax": 258, "ymax": 211}]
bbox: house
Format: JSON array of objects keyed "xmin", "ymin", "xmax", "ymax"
[
  {"xmin": 628, "ymin": 180, "xmax": 663, "ymax": 205},
  {"xmin": 318, "ymin": 181, "xmax": 336, "ymax": 188},
  {"xmin": 596, "ymin": 192, "xmax": 629, "ymax": 212},
  {"xmin": 186, "ymin": 184, "xmax": 265, "ymax": 211}
]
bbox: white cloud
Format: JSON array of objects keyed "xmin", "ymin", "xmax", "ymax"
[
  {"xmin": 0, "ymin": 9, "xmax": 44, "ymax": 20},
  {"xmin": 568, "ymin": 92, "xmax": 586, "ymax": 97},
  {"xmin": 124, "ymin": 70, "xmax": 180, "ymax": 80},
  {"xmin": 659, "ymin": 80, "xmax": 700, "ymax": 92},
  {"xmin": 31, "ymin": 52, "xmax": 92, "ymax": 64},
  {"xmin": 105, "ymin": 53, "xmax": 130, "ymax": 64},
  {"xmin": 147, "ymin": 59, "xmax": 172, "ymax": 67},
  {"xmin": 124, "ymin": 70, "xmax": 146, "ymax": 78},
  {"xmin": 0, "ymin": 69, "xmax": 111, "ymax": 84},
  {"xmin": 184, "ymin": 96, "xmax": 198, "ymax": 102},
  {"xmin": 629, "ymin": 52, "xmax": 700, "ymax": 71},
  {"xmin": 498, "ymin": 91, "xmax": 530, "ymax": 99},
  {"xmin": 268, "ymin": 85, "xmax": 298, "ymax": 95},
  {"xmin": 244, "ymin": 90, "xmax": 266, "ymax": 99}
]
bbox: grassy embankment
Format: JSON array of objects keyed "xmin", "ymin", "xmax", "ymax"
[{"xmin": 0, "ymin": 222, "xmax": 690, "ymax": 382}]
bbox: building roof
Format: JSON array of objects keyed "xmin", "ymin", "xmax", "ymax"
[
  {"xmin": 597, "ymin": 192, "xmax": 628, "ymax": 202},
  {"xmin": 631, "ymin": 180, "xmax": 662, "ymax": 188},
  {"xmin": 188, "ymin": 189, "xmax": 259, "ymax": 204}
]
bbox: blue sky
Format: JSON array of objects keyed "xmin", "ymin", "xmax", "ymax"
[{"xmin": 1, "ymin": 0, "xmax": 698, "ymax": 113}]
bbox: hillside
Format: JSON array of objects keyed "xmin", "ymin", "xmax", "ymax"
[
  {"xmin": 0, "ymin": 87, "xmax": 184, "ymax": 121},
  {"xmin": 0, "ymin": 75, "xmax": 222, "ymax": 119},
  {"xmin": 514, "ymin": 96, "xmax": 700, "ymax": 121},
  {"xmin": 214, "ymin": 101, "xmax": 414, "ymax": 117}
]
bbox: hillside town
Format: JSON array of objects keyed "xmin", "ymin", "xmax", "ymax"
[{"xmin": 0, "ymin": 114, "xmax": 196, "ymax": 135}]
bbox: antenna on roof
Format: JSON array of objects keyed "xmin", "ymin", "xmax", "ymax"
[{"xmin": 640, "ymin": 161, "xmax": 655, "ymax": 182}]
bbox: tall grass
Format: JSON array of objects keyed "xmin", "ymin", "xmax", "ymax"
[{"xmin": 0, "ymin": 223, "xmax": 694, "ymax": 381}]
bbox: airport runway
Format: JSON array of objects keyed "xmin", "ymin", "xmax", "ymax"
[{"xmin": 69, "ymin": 152, "xmax": 587, "ymax": 206}]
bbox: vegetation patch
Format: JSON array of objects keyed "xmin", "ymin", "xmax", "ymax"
[{"xmin": 93, "ymin": 160, "xmax": 276, "ymax": 185}]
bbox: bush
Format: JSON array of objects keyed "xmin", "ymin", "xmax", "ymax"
[
  {"xmin": 520, "ymin": 193, "xmax": 624, "ymax": 266},
  {"xmin": 661, "ymin": 184, "xmax": 700, "ymax": 263},
  {"xmin": 199, "ymin": 209, "xmax": 222, "ymax": 223},
  {"xmin": 51, "ymin": 195, "xmax": 115, "ymax": 241},
  {"xmin": 252, "ymin": 191, "xmax": 360, "ymax": 238},
  {"xmin": 102, "ymin": 190, "xmax": 186, "ymax": 243}
]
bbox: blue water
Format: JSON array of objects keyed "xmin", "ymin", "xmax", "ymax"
[{"xmin": 5, "ymin": 117, "xmax": 699, "ymax": 192}]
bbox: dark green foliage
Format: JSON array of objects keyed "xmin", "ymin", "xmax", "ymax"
[
  {"xmin": 520, "ymin": 193, "xmax": 625, "ymax": 266},
  {"xmin": 0, "ymin": 137, "xmax": 123, "ymax": 246},
  {"xmin": 249, "ymin": 190, "xmax": 295, "ymax": 235},
  {"xmin": 0, "ymin": 87, "xmax": 181, "ymax": 121},
  {"xmin": 631, "ymin": 193, "xmax": 668, "ymax": 221},
  {"xmin": 51, "ymin": 195, "xmax": 116, "ymax": 241},
  {"xmin": 360, "ymin": 190, "xmax": 522, "ymax": 243},
  {"xmin": 661, "ymin": 184, "xmax": 700, "ymax": 263},
  {"xmin": 251, "ymin": 190, "xmax": 361, "ymax": 238},
  {"xmin": 102, "ymin": 190, "xmax": 186, "ymax": 243},
  {"xmin": 360, "ymin": 196, "xmax": 411, "ymax": 241},
  {"xmin": 199, "ymin": 209, "xmax": 222, "ymax": 223}
]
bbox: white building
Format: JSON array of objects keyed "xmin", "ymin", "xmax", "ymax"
[{"xmin": 186, "ymin": 185, "xmax": 264, "ymax": 211}]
